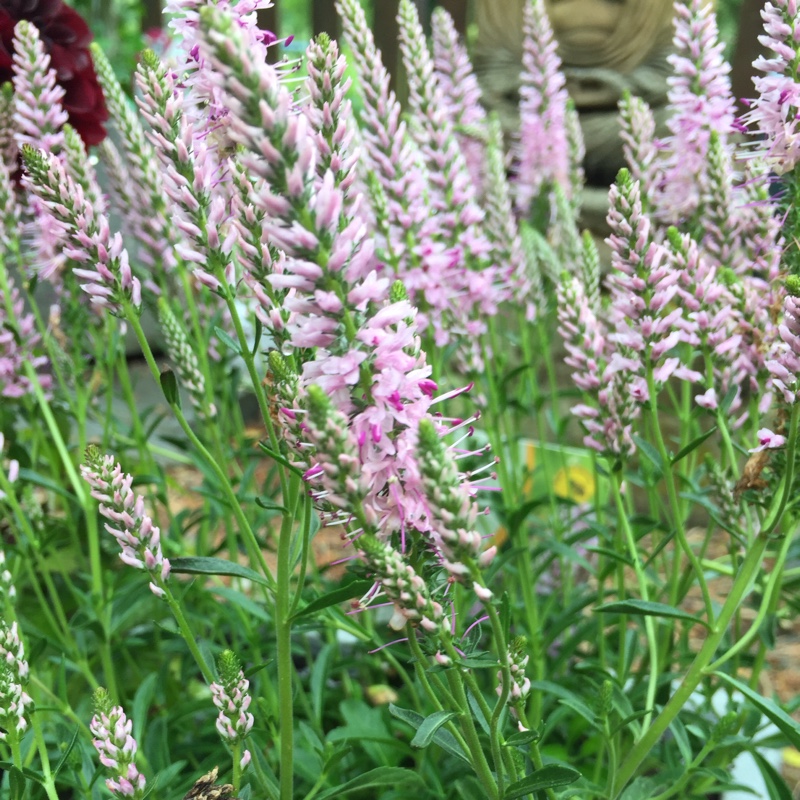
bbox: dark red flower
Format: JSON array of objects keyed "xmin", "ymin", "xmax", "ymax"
[{"xmin": 0, "ymin": 0, "xmax": 108, "ymax": 146}]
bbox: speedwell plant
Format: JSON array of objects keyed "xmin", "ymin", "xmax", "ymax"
[{"xmin": 1, "ymin": 0, "xmax": 800, "ymax": 798}]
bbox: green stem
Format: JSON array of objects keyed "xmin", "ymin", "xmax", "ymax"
[
  {"xmin": 611, "ymin": 403, "xmax": 799, "ymax": 796},
  {"xmin": 276, "ymin": 477, "xmax": 299, "ymax": 800},
  {"xmin": 611, "ymin": 472, "xmax": 659, "ymax": 731},
  {"xmin": 163, "ymin": 584, "xmax": 215, "ymax": 683},
  {"xmin": 645, "ymin": 371, "xmax": 713, "ymax": 620},
  {"xmin": 126, "ymin": 309, "xmax": 276, "ymax": 590}
]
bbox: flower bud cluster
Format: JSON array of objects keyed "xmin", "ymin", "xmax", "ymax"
[
  {"xmin": 358, "ymin": 534, "xmax": 450, "ymax": 636},
  {"xmin": 80, "ymin": 448, "xmax": 170, "ymax": 597},
  {"xmin": 21, "ymin": 145, "xmax": 141, "ymax": 312},
  {"xmin": 135, "ymin": 50, "xmax": 235, "ymax": 290},
  {"xmin": 90, "ymin": 690, "xmax": 147, "ymax": 800},
  {"xmin": 658, "ymin": 0, "xmax": 735, "ymax": 219},
  {"xmin": 431, "ymin": 7, "xmax": 487, "ymax": 191},
  {"xmin": 514, "ymin": 0, "xmax": 571, "ymax": 215},
  {"xmin": 11, "ymin": 20, "xmax": 68, "ymax": 156},
  {"xmin": 210, "ymin": 650, "xmax": 254, "ymax": 771},
  {"xmin": 91, "ymin": 44, "xmax": 176, "ymax": 277},
  {"xmin": 416, "ymin": 418, "xmax": 494, "ymax": 587},
  {"xmin": 556, "ymin": 276, "xmax": 638, "ymax": 459},
  {"xmin": 304, "ymin": 33, "xmax": 358, "ymax": 193},
  {"xmin": 0, "ymin": 622, "xmax": 31, "ymax": 743},
  {"xmin": 498, "ymin": 636, "xmax": 531, "ymax": 710},
  {"xmin": 0, "ymin": 551, "xmax": 16, "ymax": 606}
]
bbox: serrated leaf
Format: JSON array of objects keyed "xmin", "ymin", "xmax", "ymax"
[
  {"xmin": 504, "ymin": 765, "xmax": 581, "ymax": 797},
  {"xmin": 214, "ymin": 325, "xmax": 242, "ymax": 355},
  {"xmin": 316, "ymin": 767, "xmax": 423, "ymax": 799},
  {"xmin": 169, "ymin": 556, "xmax": 274, "ymax": 589},
  {"xmin": 593, "ymin": 599, "xmax": 709, "ymax": 629},
  {"xmin": 715, "ymin": 672, "xmax": 800, "ymax": 749},
  {"xmin": 290, "ymin": 579, "xmax": 375, "ymax": 620},
  {"xmin": 410, "ymin": 711, "xmax": 460, "ymax": 748},
  {"xmin": 389, "ymin": 705, "xmax": 469, "ymax": 763}
]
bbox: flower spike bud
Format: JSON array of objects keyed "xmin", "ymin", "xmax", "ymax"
[
  {"xmin": 618, "ymin": 91, "xmax": 660, "ymax": 206},
  {"xmin": 0, "ymin": 83, "xmax": 17, "ymax": 167},
  {"xmin": 91, "ymin": 44, "xmax": 176, "ymax": 277},
  {"xmin": 211, "ymin": 650, "xmax": 254, "ymax": 769},
  {"xmin": 497, "ymin": 636, "xmax": 531, "ymax": 711},
  {"xmin": 0, "ymin": 622, "xmax": 32, "ymax": 744},
  {"xmin": 358, "ymin": 534, "xmax": 450, "ymax": 637},
  {"xmin": 11, "ymin": 20, "xmax": 67, "ymax": 155},
  {"xmin": 158, "ymin": 298, "xmax": 216, "ymax": 422},
  {"xmin": 80, "ymin": 449, "xmax": 170, "ymax": 596},
  {"xmin": 431, "ymin": 6, "xmax": 487, "ymax": 189},
  {"xmin": 62, "ymin": 123, "xmax": 105, "ymax": 215},
  {"xmin": 514, "ymin": 0, "xmax": 571, "ymax": 215},
  {"xmin": 90, "ymin": 689, "xmax": 147, "ymax": 800},
  {"xmin": 416, "ymin": 417, "xmax": 488, "ymax": 583},
  {"xmin": 304, "ymin": 33, "xmax": 358, "ymax": 193},
  {"xmin": 21, "ymin": 145, "xmax": 142, "ymax": 313},
  {"xmin": 659, "ymin": 0, "xmax": 735, "ymax": 218}
]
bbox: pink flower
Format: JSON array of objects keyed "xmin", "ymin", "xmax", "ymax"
[
  {"xmin": 80, "ymin": 450, "xmax": 170, "ymax": 597},
  {"xmin": 742, "ymin": 0, "xmax": 800, "ymax": 173},
  {"xmin": 90, "ymin": 699, "xmax": 146, "ymax": 799},
  {"xmin": 513, "ymin": 0, "xmax": 570, "ymax": 215},
  {"xmin": 751, "ymin": 428, "xmax": 787, "ymax": 452}
]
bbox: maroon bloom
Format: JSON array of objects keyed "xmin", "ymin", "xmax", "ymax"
[{"xmin": 0, "ymin": 0, "xmax": 108, "ymax": 145}]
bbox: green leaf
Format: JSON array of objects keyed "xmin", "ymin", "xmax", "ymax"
[
  {"xmin": 52, "ymin": 728, "xmax": 79, "ymax": 777},
  {"xmin": 214, "ymin": 325, "xmax": 242, "ymax": 355},
  {"xmin": 133, "ymin": 672, "xmax": 159, "ymax": 743},
  {"xmin": 252, "ymin": 316, "xmax": 263, "ymax": 358},
  {"xmin": 505, "ymin": 729, "xmax": 541, "ymax": 747},
  {"xmin": 751, "ymin": 749, "xmax": 794, "ymax": 800},
  {"xmin": 389, "ymin": 705, "xmax": 469, "ymax": 763},
  {"xmin": 0, "ymin": 763, "xmax": 44, "ymax": 786},
  {"xmin": 255, "ymin": 496, "xmax": 288, "ymax": 514},
  {"xmin": 169, "ymin": 556, "xmax": 274, "ymax": 589},
  {"xmin": 593, "ymin": 600, "xmax": 709, "ymax": 629},
  {"xmin": 18, "ymin": 468, "xmax": 79, "ymax": 504},
  {"xmin": 410, "ymin": 711, "xmax": 460, "ymax": 748},
  {"xmin": 459, "ymin": 652, "xmax": 499, "ymax": 669},
  {"xmin": 290, "ymin": 579, "xmax": 375, "ymax": 620},
  {"xmin": 633, "ymin": 434, "xmax": 666, "ymax": 474},
  {"xmin": 504, "ymin": 765, "xmax": 581, "ymax": 797},
  {"xmin": 316, "ymin": 767, "xmax": 423, "ymax": 799},
  {"xmin": 159, "ymin": 368, "xmax": 180, "ymax": 408},
  {"xmin": 671, "ymin": 426, "xmax": 717, "ymax": 465},
  {"xmin": 311, "ymin": 643, "xmax": 333, "ymax": 722},
  {"xmin": 715, "ymin": 672, "xmax": 800, "ymax": 748},
  {"xmin": 9, "ymin": 766, "xmax": 25, "ymax": 800}
]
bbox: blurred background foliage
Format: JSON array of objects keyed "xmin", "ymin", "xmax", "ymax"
[{"xmin": 65, "ymin": 0, "xmax": 747, "ymax": 83}]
